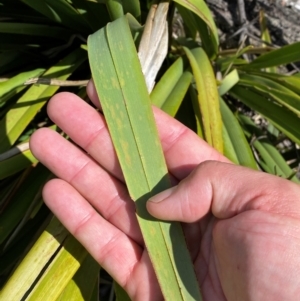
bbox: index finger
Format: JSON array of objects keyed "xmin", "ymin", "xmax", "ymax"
[{"xmin": 48, "ymin": 85, "xmax": 229, "ymax": 182}]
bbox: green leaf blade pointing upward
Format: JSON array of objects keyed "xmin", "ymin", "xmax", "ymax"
[{"xmin": 88, "ymin": 15, "xmax": 202, "ymax": 301}]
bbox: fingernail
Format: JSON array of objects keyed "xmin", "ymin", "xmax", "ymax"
[{"xmin": 148, "ymin": 186, "xmax": 176, "ymax": 203}]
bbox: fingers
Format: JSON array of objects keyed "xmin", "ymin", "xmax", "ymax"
[
  {"xmin": 30, "ymin": 128, "xmax": 142, "ymax": 244},
  {"xmin": 87, "ymin": 80, "xmax": 229, "ymax": 179},
  {"xmin": 43, "ymin": 179, "xmax": 161, "ymax": 301},
  {"xmin": 47, "ymin": 92, "xmax": 123, "ymax": 180},
  {"xmin": 48, "ymin": 90, "xmax": 229, "ymax": 183},
  {"xmin": 147, "ymin": 161, "xmax": 300, "ymax": 222}
]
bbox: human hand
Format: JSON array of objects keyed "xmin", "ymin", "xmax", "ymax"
[
  {"xmin": 30, "ymin": 81, "xmax": 300, "ymax": 301},
  {"xmin": 148, "ymin": 160, "xmax": 300, "ymax": 300}
]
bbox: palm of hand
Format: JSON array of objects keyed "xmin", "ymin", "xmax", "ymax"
[{"xmin": 30, "ymin": 85, "xmax": 300, "ymax": 301}]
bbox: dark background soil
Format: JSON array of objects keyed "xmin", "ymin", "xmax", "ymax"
[{"xmin": 206, "ymin": 0, "xmax": 300, "ymax": 48}]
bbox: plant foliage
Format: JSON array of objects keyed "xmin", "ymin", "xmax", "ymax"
[{"xmin": 0, "ymin": 0, "xmax": 300, "ymax": 300}]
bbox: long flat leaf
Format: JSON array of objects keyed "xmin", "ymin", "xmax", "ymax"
[
  {"xmin": 244, "ymin": 70, "xmax": 300, "ymax": 95},
  {"xmin": 57, "ymin": 255, "xmax": 100, "ymax": 301},
  {"xmin": 222, "ymin": 124, "xmax": 239, "ymax": 164},
  {"xmin": 114, "ymin": 281, "xmax": 131, "ymax": 301},
  {"xmin": 0, "ymin": 164, "xmax": 50, "ymax": 244},
  {"xmin": 21, "ymin": 0, "xmax": 90, "ymax": 33},
  {"xmin": 218, "ymin": 69, "xmax": 239, "ymax": 96},
  {"xmin": 183, "ymin": 47, "xmax": 223, "ymax": 153},
  {"xmin": 0, "ymin": 206, "xmax": 49, "ymax": 283},
  {"xmin": 230, "ymin": 85, "xmax": 300, "ymax": 145},
  {"xmin": 0, "ymin": 22, "xmax": 73, "ymax": 39},
  {"xmin": 176, "ymin": 4, "xmax": 218, "ymax": 58},
  {"xmin": 259, "ymin": 10, "xmax": 277, "ymax": 73},
  {"xmin": 239, "ymin": 73, "xmax": 300, "ymax": 115},
  {"xmin": 189, "ymin": 86, "xmax": 204, "ymax": 137},
  {"xmin": 0, "ymin": 68, "xmax": 44, "ymax": 100},
  {"xmin": 26, "ymin": 236, "xmax": 87, "ymax": 301},
  {"xmin": 0, "ymin": 47, "xmax": 87, "ymax": 153},
  {"xmin": 161, "ymin": 71, "xmax": 192, "ymax": 116},
  {"xmin": 70, "ymin": 0, "xmax": 110, "ymax": 31},
  {"xmin": 150, "ymin": 57, "xmax": 185, "ymax": 107},
  {"xmin": 219, "ymin": 98, "xmax": 257, "ymax": 169},
  {"xmin": 0, "ymin": 217, "xmax": 68, "ymax": 301},
  {"xmin": 173, "ymin": 0, "xmax": 219, "ymax": 54},
  {"xmin": 0, "ymin": 148, "xmax": 38, "ymax": 180},
  {"xmin": 88, "ymin": 15, "xmax": 201, "ymax": 301},
  {"xmin": 238, "ymin": 114, "xmax": 299, "ymax": 183},
  {"xmin": 242, "ymin": 41, "xmax": 300, "ymax": 69}
]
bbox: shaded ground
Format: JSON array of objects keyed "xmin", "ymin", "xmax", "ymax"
[{"xmin": 207, "ymin": 0, "xmax": 300, "ymax": 48}]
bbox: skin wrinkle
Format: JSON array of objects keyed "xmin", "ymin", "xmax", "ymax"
[
  {"xmin": 98, "ymin": 230, "xmax": 131, "ymax": 267},
  {"xmin": 104, "ymin": 192, "xmax": 128, "ymax": 221},
  {"xmin": 82, "ymin": 123, "xmax": 109, "ymax": 151},
  {"xmin": 231, "ymin": 213, "xmax": 300, "ymax": 242},
  {"xmin": 43, "ymin": 180, "xmax": 146, "ymax": 300},
  {"xmin": 72, "ymin": 208, "xmax": 98, "ymax": 238},
  {"xmin": 182, "ymin": 222, "xmax": 201, "ymax": 261},
  {"xmin": 208, "ymin": 258, "xmax": 221, "ymax": 300},
  {"xmin": 126, "ymin": 252, "xmax": 148, "ymax": 300},
  {"xmin": 182, "ymin": 163, "xmax": 214, "ymax": 222},
  {"xmin": 220, "ymin": 217, "xmax": 300, "ymax": 299},
  {"xmin": 182, "ymin": 182, "xmax": 196, "ymax": 221},
  {"xmin": 69, "ymin": 160, "xmax": 142, "ymax": 244},
  {"xmin": 161, "ymin": 124, "xmax": 190, "ymax": 155},
  {"xmin": 244, "ymin": 186, "xmax": 300, "ymax": 219},
  {"xmin": 207, "ymin": 240, "xmax": 224, "ymax": 297},
  {"xmin": 105, "ymin": 193, "xmax": 144, "ymax": 247},
  {"xmin": 49, "ymin": 94, "xmax": 123, "ymax": 178},
  {"xmin": 68, "ymin": 159, "xmax": 91, "ymax": 186},
  {"xmin": 32, "ymin": 86, "xmax": 300, "ymax": 300},
  {"xmin": 128, "ymin": 252, "xmax": 163, "ymax": 301}
]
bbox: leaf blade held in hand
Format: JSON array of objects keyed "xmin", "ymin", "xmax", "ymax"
[{"xmin": 88, "ymin": 15, "xmax": 202, "ymax": 301}]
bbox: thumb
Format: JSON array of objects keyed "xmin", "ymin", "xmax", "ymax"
[{"xmin": 146, "ymin": 161, "xmax": 300, "ymax": 222}]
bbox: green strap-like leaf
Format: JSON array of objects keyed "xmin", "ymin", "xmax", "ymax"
[
  {"xmin": 230, "ymin": 85, "xmax": 300, "ymax": 145},
  {"xmin": 242, "ymin": 70, "xmax": 300, "ymax": 95},
  {"xmin": 183, "ymin": 47, "xmax": 223, "ymax": 153},
  {"xmin": 222, "ymin": 124, "xmax": 239, "ymax": 165},
  {"xmin": 22, "ymin": 0, "xmax": 91, "ymax": 33},
  {"xmin": 239, "ymin": 73, "xmax": 300, "ymax": 115},
  {"xmin": 88, "ymin": 15, "xmax": 201, "ymax": 301},
  {"xmin": 0, "ymin": 47, "xmax": 87, "ymax": 153},
  {"xmin": 241, "ymin": 41, "xmax": 300, "ymax": 69},
  {"xmin": 173, "ymin": 0, "xmax": 219, "ymax": 56},
  {"xmin": 26, "ymin": 236, "xmax": 87, "ymax": 301},
  {"xmin": 0, "ymin": 148, "xmax": 38, "ymax": 180},
  {"xmin": 114, "ymin": 281, "xmax": 132, "ymax": 301},
  {"xmin": 176, "ymin": 4, "xmax": 218, "ymax": 59},
  {"xmin": 71, "ymin": 0, "xmax": 111, "ymax": 32},
  {"xmin": 0, "ymin": 68, "xmax": 44, "ymax": 100},
  {"xmin": 105, "ymin": 0, "xmax": 141, "ymax": 21},
  {"xmin": 189, "ymin": 86, "xmax": 204, "ymax": 138},
  {"xmin": 57, "ymin": 255, "xmax": 100, "ymax": 301},
  {"xmin": 0, "ymin": 164, "xmax": 50, "ymax": 245},
  {"xmin": 0, "ymin": 22, "xmax": 73, "ymax": 39},
  {"xmin": 161, "ymin": 71, "xmax": 193, "ymax": 117},
  {"xmin": 238, "ymin": 114, "xmax": 299, "ymax": 183},
  {"xmin": 218, "ymin": 69, "xmax": 239, "ymax": 96},
  {"xmin": 259, "ymin": 10, "xmax": 277, "ymax": 73},
  {"xmin": 219, "ymin": 98, "xmax": 257, "ymax": 169},
  {"xmin": 150, "ymin": 57, "xmax": 185, "ymax": 108},
  {"xmin": 0, "ymin": 218, "xmax": 68, "ymax": 301}
]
